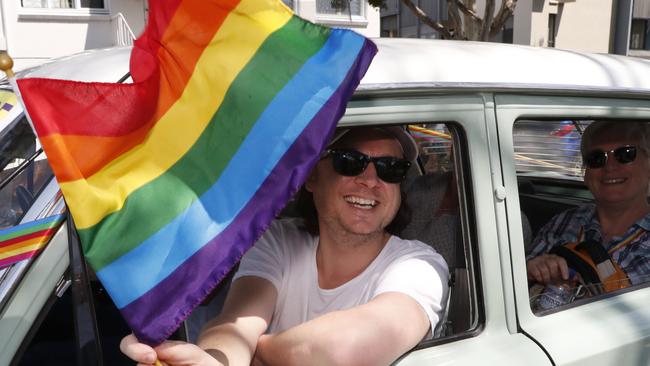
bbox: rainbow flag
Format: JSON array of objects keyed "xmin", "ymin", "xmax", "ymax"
[
  {"xmin": 16, "ymin": 0, "xmax": 376, "ymax": 345},
  {"xmin": 0, "ymin": 214, "xmax": 65, "ymax": 269}
]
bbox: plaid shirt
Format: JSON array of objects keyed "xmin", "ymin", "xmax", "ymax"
[{"xmin": 527, "ymin": 204, "xmax": 650, "ymax": 285}]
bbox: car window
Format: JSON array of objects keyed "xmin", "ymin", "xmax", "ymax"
[
  {"xmin": 0, "ymin": 115, "xmax": 53, "ymax": 229},
  {"xmin": 514, "ymin": 119, "xmax": 650, "ymax": 315},
  {"xmin": 402, "ymin": 122, "xmax": 480, "ymax": 340}
]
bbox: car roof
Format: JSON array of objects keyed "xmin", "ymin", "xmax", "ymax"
[
  {"xmin": 361, "ymin": 38, "xmax": 650, "ymax": 96},
  {"xmin": 8, "ymin": 38, "xmax": 650, "ymax": 96}
]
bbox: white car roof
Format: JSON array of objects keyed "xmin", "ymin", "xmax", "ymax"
[
  {"xmin": 362, "ymin": 38, "xmax": 650, "ymax": 95},
  {"xmin": 9, "ymin": 38, "xmax": 650, "ymax": 96}
]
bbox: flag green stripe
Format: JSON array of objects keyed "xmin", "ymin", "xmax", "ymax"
[
  {"xmin": 79, "ymin": 16, "xmax": 330, "ymax": 271},
  {"xmin": 0, "ymin": 218, "xmax": 62, "ymax": 242}
]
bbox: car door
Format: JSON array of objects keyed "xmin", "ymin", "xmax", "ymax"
[
  {"xmin": 495, "ymin": 94, "xmax": 650, "ymax": 366},
  {"xmin": 340, "ymin": 92, "xmax": 551, "ymax": 365}
]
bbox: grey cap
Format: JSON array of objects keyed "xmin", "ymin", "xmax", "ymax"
[{"xmin": 328, "ymin": 126, "xmax": 418, "ymax": 161}]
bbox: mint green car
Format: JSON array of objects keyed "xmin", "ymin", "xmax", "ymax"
[{"xmin": 1, "ymin": 39, "xmax": 650, "ymax": 365}]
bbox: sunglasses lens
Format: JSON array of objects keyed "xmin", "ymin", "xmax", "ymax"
[
  {"xmin": 328, "ymin": 149, "xmax": 410, "ymax": 183},
  {"xmin": 330, "ymin": 150, "xmax": 367, "ymax": 176},
  {"xmin": 614, "ymin": 146, "xmax": 637, "ymax": 164},
  {"xmin": 374, "ymin": 158, "xmax": 411, "ymax": 183},
  {"xmin": 584, "ymin": 151, "xmax": 607, "ymax": 169}
]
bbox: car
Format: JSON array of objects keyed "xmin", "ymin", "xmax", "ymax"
[{"xmin": 1, "ymin": 38, "xmax": 650, "ymax": 366}]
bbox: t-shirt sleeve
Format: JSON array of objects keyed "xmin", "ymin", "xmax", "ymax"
[
  {"xmin": 232, "ymin": 220, "xmax": 287, "ymax": 291},
  {"xmin": 373, "ymin": 252, "xmax": 449, "ymax": 338}
]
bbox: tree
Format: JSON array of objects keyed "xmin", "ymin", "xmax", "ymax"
[{"xmin": 367, "ymin": 0, "xmax": 518, "ymax": 41}]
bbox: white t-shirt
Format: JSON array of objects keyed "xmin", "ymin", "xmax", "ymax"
[{"xmin": 233, "ymin": 218, "xmax": 449, "ymax": 337}]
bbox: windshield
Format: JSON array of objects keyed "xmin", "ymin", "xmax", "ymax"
[{"xmin": 0, "ymin": 114, "xmax": 54, "ymax": 229}]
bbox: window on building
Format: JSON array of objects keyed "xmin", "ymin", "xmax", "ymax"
[
  {"xmin": 630, "ymin": 18, "xmax": 650, "ymax": 50},
  {"xmin": 316, "ymin": 0, "xmax": 364, "ymax": 19},
  {"xmin": 20, "ymin": 0, "xmax": 105, "ymax": 9},
  {"xmin": 548, "ymin": 14, "xmax": 557, "ymax": 48}
]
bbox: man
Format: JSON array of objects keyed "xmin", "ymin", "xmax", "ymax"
[
  {"xmin": 527, "ymin": 121, "xmax": 650, "ymax": 293},
  {"xmin": 121, "ymin": 126, "xmax": 449, "ymax": 366}
]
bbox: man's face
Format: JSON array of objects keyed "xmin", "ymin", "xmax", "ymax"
[
  {"xmin": 306, "ymin": 129, "xmax": 404, "ymax": 237},
  {"xmin": 584, "ymin": 134, "xmax": 650, "ymax": 208}
]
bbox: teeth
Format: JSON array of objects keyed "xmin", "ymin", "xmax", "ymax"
[
  {"xmin": 602, "ymin": 178, "xmax": 625, "ymax": 184},
  {"xmin": 345, "ymin": 196, "xmax": 377, "ymax": 207}
]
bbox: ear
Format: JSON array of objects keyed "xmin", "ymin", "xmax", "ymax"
[{"xmin": 305, "ymin": 168, "xmax": 318, "ymax": 193}]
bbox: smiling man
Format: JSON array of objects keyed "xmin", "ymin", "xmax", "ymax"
[
  {"xmin": 121, "ymin": 126, "xmax": 449, "ymax": 366},
  {"xmin": 527, "ymin": 121, "xmax": 650, "ymax": 292}
]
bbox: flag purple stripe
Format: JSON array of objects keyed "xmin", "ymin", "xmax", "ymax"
[{"xmin": 120, "ymin": 39, "xmax": 375, "ymax": 345}]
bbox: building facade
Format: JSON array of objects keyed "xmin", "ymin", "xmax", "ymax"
[
  {"xmin": 0, "ymin": 0, "xmax": 380, "ymax": 72},
  {"xmin": 381, "ymin": 0, "xmax": 650, "ymax": 58}
]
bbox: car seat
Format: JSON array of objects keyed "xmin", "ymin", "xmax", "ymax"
[{"xmin": 400, "ymin": 171, "xmax": 532, "ymax": 336}]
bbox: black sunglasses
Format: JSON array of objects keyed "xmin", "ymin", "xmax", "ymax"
[
  {"xmin": 324, "ymin": 149, "xmax": 411, "ymax": 184},
  {"xmin": 583, "ymin": 145, "xmax": 637, "ymax": 169}
]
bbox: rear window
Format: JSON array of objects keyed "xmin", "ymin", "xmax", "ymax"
[{"xmin": 513, "ymin": 120, "xmax": 592, "ymax": 180}]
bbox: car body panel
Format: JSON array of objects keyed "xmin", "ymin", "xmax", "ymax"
[
  {"xmin": 0, "ymin": 224, "xmax": 69, "ymax": 365},
  {"xmin": 495, "ymin": 94, "xmax": 650, "ymax": 366}
]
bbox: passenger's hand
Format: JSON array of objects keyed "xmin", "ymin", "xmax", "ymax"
[
  {"xmin": 527, "ymin": 254, "xmax": 569, "ymax": 284},
  {"xmin": 120, "ymin": 334, "xmax": 223, "ymax": 366}
]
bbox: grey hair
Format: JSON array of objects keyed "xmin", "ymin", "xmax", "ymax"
[{"xmin": 580, "ymin": 120, "xmax": 650, "ymax": 157}]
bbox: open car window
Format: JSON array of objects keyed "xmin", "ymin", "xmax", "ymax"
[{"xmin": 514, "ymin": 119, "xmax": 650, "ymax": 315}]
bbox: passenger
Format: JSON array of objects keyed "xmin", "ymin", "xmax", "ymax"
[
  {"xmin": 121, "ymin": 126, "xmax": 449, "ymax": 366},
  {"xmin": 527, "ymin": 121, "xmax": 650, "ymax": 292}
]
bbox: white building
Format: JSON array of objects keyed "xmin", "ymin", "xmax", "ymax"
[{"xmin": 0, "ymin": 0, "xmax": 380, "ymax": 72}]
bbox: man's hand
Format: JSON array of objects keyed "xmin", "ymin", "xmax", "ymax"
[
  {"xmin": 527, "ymin": 253, "xmax": 570, "ymax": 284},
  {"xmin": 120, "ymin": 334, "xmax": 223, "ymax": 366}
]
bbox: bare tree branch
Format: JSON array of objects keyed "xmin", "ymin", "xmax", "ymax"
[
  {"xmin": 446, "ymin": 0, "xmax": 465, "ymax": 39},
  {"xmin": 453, "ymin": 0, "xmax": 482, "ymax": 23},
  {"xmin": 479, "ymin": 0, "xmax": 495, "ymax": 41},
  {"xmin": 490, "ymin": 0, "xmax": 518, "ymax": 37},
  {"xmin": 400, "ymin": 0, "xmax": 453, "ymax": 39}
]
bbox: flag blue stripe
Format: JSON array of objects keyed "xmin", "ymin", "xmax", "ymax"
[
  {"xmin": 96, "ymin": 29, "xmax": 365, "ymax": 308},
  {"xmin": 0, "ymin": 214, "xmax": 64, "ymax": 237}
]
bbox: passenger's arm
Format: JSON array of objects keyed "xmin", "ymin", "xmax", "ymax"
[
  {"xmin": 197, "ymin": 276, "xmax": 277, "ymax": 366},
  {"xmin": 252, "ymin": 292, "xmax": 430, "ymax": 366}
]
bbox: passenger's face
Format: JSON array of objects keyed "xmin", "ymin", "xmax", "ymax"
[
  {"xmin": 584, "ymin": 134, "xmax": 650, "ymax": 208},
  {"xmin": 306, "ymin": 130, "xmax": 403, "ymax": 237}
]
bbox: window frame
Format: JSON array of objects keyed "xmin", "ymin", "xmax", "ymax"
[
  {"xmin": 314, "ymin": 0, "xmax": 368, "ymax": 27},
  {"xmin": 19, "ymin": 0, "xmax": 110, "ymax": 18},
  {"xmin": 496, "ymin": 93, "xmax": 650, "ymax": 366}
]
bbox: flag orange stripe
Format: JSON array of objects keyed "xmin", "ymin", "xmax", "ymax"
[
  {"xmin": 0, "ymin": 228, "xmax": 55, "ymax": 248},
  {"xmin": 0, "ymin": 237, "xmax": 48, "ymax": 255}
]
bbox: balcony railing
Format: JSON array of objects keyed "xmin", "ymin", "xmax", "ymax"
[{"xmin": 111, "ymin": 12, "xmax": 136, "ymax": 47}]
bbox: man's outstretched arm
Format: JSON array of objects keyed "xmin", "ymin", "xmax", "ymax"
[
  {"xmin": 197, "ymin": 276, "xmax": 277, "ymax": 365},
  {"xmin": 253, "ymin": 292, "xmax": 430, "ymax": 366},
  {"xmin": 120, "ymin": 276, "xmax": 277, "ymax": 366}
]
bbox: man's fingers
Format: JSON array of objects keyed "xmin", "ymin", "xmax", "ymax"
[
  {"xmin": 120, "ymin": 334, "xmax": 158, "ymax": 365},
  {"xmin": 155, "ymin": 341, "xmax": 221, "ymax": 365}
]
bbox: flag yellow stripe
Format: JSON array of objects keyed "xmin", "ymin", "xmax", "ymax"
[
  {"xmin": 60, "ymin": 0, "xmax": 292, "ymax": 230},
  {"xmin": 0, "ymin": 240, "xmax": 47, "ymax": 258}
]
